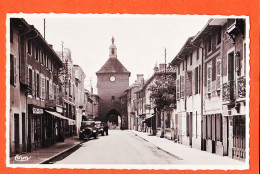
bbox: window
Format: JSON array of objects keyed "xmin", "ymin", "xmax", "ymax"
[
  {"xmin": 180, "ymin": 75, "xmax": 184, "ymax": 98},
  {"xmin": 196, "ymin": 48, "xmax": 199, "ymax": 60},
  {"xmin": 176, "ymin": 79, "xmax": 180, "ymax": 100},
  {"xmin": 216, "ymin": 31, "xmax": 221, "ymax": 46},
  {"xmin": 216, "ymin": 60, "xmax": 221, "ymax": 91},
  {"xmin": 42, "ymin": 52, "xmax": 46, "ymax": 66},
  {"xmin": 228, "ymin": 50, "xmax": 235, "ymax": 81},
  {"xmin": 36, "ymin": 47, "xmax": 39, "ymax": 61},
  {"xmin": 190, "ymin": 53, "xmax": 192, "ymax": 66},
  {"xmin": 195, "ymin": 67, "xmax": 199, "ymax": 94},
  {"xmin": 208, "ymin": 35, "xmax": 212, "ymax": 53},
  {"xmin": 28, "ymin": 68, "xmax": 33, "ymax": 95},
  {"xmin": 46, "ymin": 56, "xmax": 48, "ymax": 68},
  {"xmin": 207, "ymin": 65, "xmax": 212, "ymax": 93},
  {"xmin": 182, "ymin": 61, "xmax": 184, "ymax": 71},
  {"xmin": 199, "ymin": 65, "xmax": 201, "ymax": 93},
  {"xmin": 28, "ymin": 40, "xmax": 32, "ymax": 55},
  {"xmin": 178, "ymin": 65, "xmax": 180, "ymax": 75},
  {"xmin": 10, "ymin": 25, "xmax": 13, "ymax": 43},
  {"xmin": 10, "ymin": 54, "xmax": 16, "ymax": 85}
]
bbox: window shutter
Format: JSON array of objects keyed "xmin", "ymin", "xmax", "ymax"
[
  {"xmin": 176, "ymin": 79, "xmax": 180, "ymax": 100},
  {"xmin": 212, "ymin": 58, "xmax": 216, "ymax": 81},
  {"xmin": 195, "ymin": 67, "xmax": 198, "ymax": 94},
  {"xmin": 207, "ymin": 66, "xmax": 212, "ymax": 93},
  {"xmin": 216, "ymin": 60, "xmax": 221, "ymax": 90},
  {"xmin": 41, "ymin": 75, "xmax": 45, "ymax": 100},
  {"xmin": 49, "ymin": 80, "xmax": 52, "ymax": 100},
  {"xmin": 32, "ymin": 70, "xmax": 35, "ymax": 97}
]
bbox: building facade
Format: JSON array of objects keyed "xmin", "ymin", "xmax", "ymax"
[{"xmin": 10, "ymin": 18, "xmax": 64, "ymax": 156}]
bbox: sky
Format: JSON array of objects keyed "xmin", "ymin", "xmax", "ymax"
[{"xmin": 18, "ymin": 14, "xmax": 210, "ymax": 93}]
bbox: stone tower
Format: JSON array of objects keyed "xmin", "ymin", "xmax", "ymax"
[{"xmin": 96, "ymin": 37, "xmax": 131, "ymax": 122}]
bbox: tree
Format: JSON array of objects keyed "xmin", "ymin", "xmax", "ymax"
[{"xmin": 148, "ymin": 74, "xmax": 176, "ymax": 111}]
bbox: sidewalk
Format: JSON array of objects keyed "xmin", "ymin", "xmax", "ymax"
[
  {"xmin": 129, "ymin": 130, "xmax": 245, "ymax": 165},
  {"xmin": 10, "ymin": 136, "xmax": 82, "ymax": 164}
]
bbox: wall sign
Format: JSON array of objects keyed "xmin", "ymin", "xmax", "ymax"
[{"xmin": 32, "ymin": 107, "xmax": 43, "ymax": 114}]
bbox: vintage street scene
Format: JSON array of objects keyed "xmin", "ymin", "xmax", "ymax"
[{"xmin": 8, "ymin": 15, "xmax": 248, "ymax": 168}]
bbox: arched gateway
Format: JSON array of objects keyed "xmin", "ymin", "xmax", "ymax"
[{"xmin": 96, "ymin": 37, "xmax": 130, "ymax": 129}]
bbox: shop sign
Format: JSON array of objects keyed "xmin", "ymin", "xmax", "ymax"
[
  {"xmin": 32, "ymin": 107, "xmax": 43, "ymax": 114},
  {"xmin": 68, "ymin": 119, "xmax": 76, "ymax": 125}
]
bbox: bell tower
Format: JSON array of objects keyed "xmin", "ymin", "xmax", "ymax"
[
  {"xmin": 109, "ymin": 36, "xmax": 117, "ymax": 58},
  {"xmin": 96, "ymin": 37, "xmax": 130, "ymax": 124}
]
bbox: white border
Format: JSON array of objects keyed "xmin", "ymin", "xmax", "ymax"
[{"xmin": 6, "ymin": 13, "xmax": 250, "ymax": 170}]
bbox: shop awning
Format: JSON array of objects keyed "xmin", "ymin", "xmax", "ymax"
[{"xmin": 45, "ymin": 110, "xmax": 68, "ymax": 120}]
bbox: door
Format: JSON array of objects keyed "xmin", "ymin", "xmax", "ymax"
[
  {"xmin": 22, "ymin": 113, "xmax": 26, "ymax": 152},
  {"xmin": 189, "ymin": 112, "xmax": 193, "ymax": 147},
  {"xmin": 233, "ymin": 115, "xmax": 246, "ymax": 161},
  {"xmin": 14, "ymin": 114, "xmax": 19, "ymax": 154}
]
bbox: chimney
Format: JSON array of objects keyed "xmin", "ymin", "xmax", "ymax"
[
  {"xmin": 154, "ymin": 65, "xmax": 159, "ymax": 73},
  {"xmin": 49, "ymin": 44, "xmax": 53, "ymax": 48},
  {"xmin": 159, "ymin": 63, "xmax": 166, "ymax": 72},
  {"xmin": 136, "ymin": 74, "xmax": 144, "ymax": 84}
]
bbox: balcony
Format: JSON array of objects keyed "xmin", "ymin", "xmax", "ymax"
[
  {"xmin": 237, "ymin": 76, "xmax": 246, "ymax": 99},
  {"xmin": 226, "ymin": 19, "xmax": 245, "ymax": 43},
  {"xmin": 222, "ymin": 81, "xmax": 235, "ymax": 103}
]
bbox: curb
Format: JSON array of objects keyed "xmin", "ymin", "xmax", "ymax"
[
  {"xmin": 40, "ymin": 142, "xmax": 82, "ymax": 164},
  {"xmin": 130, "ymin": 131, "xmax": 183, "ymax": 160}
]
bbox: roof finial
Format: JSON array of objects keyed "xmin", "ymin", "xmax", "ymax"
[{"xmin": 112, "ymin": 36, "xmax": 114, "ymax": 44}]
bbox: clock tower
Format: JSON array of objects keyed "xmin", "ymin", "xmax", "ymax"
[{"xmin": 96, "ymin": 37, "xmax": 131, "ymax": 124}]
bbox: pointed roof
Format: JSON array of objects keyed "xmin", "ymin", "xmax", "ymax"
[{"xmin": 96, "ymin": 57, "xmax": 131, "ymax": 75}]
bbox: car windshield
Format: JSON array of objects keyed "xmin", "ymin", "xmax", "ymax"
[{"xmin": 81, "ymin": 121, "xmax": 95, "ymax": 127}]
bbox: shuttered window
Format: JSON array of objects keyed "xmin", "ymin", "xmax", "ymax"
[
  {"xmin": 46, "ymin": 79, "xmax": 49, "ymax": 100},
  {"xmin": 176, "ymin": 79, "xmax": 180, "ymax": 100},
  {"xmin": 207, "ymin": 65, "xmax": 212, "ymax": 93},
  {"xmin": 36, "ymin": 73, "xmax": 40, "ymax": 98},
  {"xmin": 190, "ymin": 54, "xmax": 192, "ymax": 66},
  {"xmin": 41, "ymin": 75, "xmax": 45, "ymax": 100},
  {"xmin": 28, "ymin": 68, "xmax": 33, "ymax": 95},
  {"xmin": 180, "ymin": 76, "xmax": 185, "ymax": 98},
  {"xmin": 212, "ymin": 58, "xmax": 216, "ymax": 81},
  {"xmin": 10, "ymin": 54, "xmax": 16, "ymax": 86},
  {"xmin": 195, "ymin": 67, "xmax": 198, "ymax": 94},
  {"xmin": 216, "ymin": 60, "xmax": 221, "ymax": 91}
]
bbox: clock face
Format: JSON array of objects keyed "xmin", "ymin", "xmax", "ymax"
[{"xmin": 110, "ymin": 76, "xmax": 116, "ymax": 82}]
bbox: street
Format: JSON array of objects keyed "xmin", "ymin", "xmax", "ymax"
[{"xmin": 53, "ymin": 130, "xmax": 183, "ymax": 164}]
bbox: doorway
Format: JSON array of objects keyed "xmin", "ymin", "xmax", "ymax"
[
  {"xmin": 14, "ymin": 114, "xmax": 19, "ymax": 154},
  {"xmin": 22, "ymin": 113, "xmax": 26, "ymax": 152}
]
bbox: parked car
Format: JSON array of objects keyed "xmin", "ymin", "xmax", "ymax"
[{"xmin": 79, "ymin": 121, "xmax": 98, "ymax": 140}]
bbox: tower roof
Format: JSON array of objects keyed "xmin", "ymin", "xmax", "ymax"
[{"xmin": 96, "ymin": 57, "xmax": 131, "ymax": 75}]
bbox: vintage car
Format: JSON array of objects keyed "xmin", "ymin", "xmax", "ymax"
[{"xmin": 79, "ymin": 121, "xmax": 98, "ymax": 140}]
